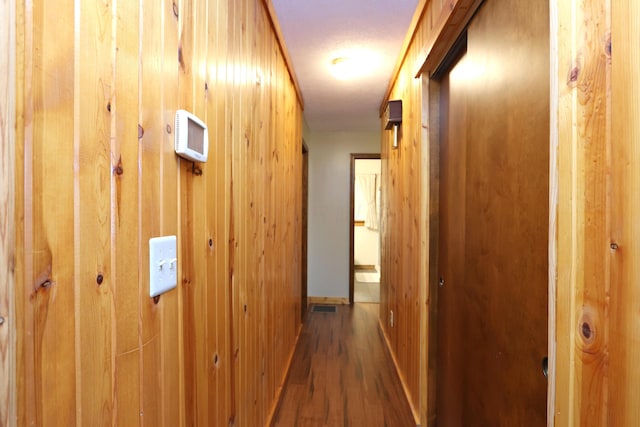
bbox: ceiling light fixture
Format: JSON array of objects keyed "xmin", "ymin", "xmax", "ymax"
[
  {"xmin": 330, "ymin": 57, "xmax": 358, "ymax": 80},
  {"xmin": 329, "ymin": 52, "xmax": 379, "ymax": 80}
]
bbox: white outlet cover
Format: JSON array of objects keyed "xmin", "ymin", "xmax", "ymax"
[{"xmin": 149, "ymin": 235, "xmax": 178, "ymax": 297}]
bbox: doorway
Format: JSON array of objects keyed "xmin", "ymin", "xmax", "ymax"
[
  {"xmin": 429, "ymin": 0, "xmax": 550, "ymax": 424},
  {"xmin": 349, "ymin": 154, "xmax": 381, "ymax": 304}
]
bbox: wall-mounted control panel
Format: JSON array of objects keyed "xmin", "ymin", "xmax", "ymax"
[{"xmin": 175, "ymin": 109, "xmax": 208, "ymax": 162}]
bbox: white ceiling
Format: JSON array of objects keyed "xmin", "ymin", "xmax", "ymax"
[{"xmin": 271, "ymin": 0, "xmax": 419, "ymax": 132}]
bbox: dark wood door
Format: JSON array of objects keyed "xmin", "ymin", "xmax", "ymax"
[{"xmin": 436, "ymin": 0, "xmax": 549, "ymax": 425}]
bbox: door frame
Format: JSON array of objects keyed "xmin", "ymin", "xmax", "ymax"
[
  {"xmin": 301, "ymin": 142, "xmax": 308, "ymax": 320},
  {"xmin": 422, "ymin": 34, "xmax": 469, "ymax": 423},
  {"xmin": 349, "ymin": 153, "xmax": 380, "ymax": 304}
]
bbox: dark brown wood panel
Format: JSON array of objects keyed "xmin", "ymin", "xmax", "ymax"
[
  {"xmin": 435, "ymin": 1, "xmax": 549, "ymax": 425},
  {"xmin": 272, "ymin": 303, "xmax": 415, "ymax": 426},
  {"xmin": 435, "ymin": 51, "xmax": 467, "ymax": 426}
]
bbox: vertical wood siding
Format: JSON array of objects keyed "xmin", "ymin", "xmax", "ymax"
[
  {"xmin": 379, "ymin": 1, "xmax": 445, "ymax": 421},
  {"xmin": 14, "ymin": 0, "xmax": 302, "ymax": 425},
  {"xmin": 553, "ymin": 0, "xmax": 640, "ymax": 425},
  {"xmin": 609, "ymin": 1, "xmax": 640, "ymax": 425},
  {"xmin": 554, "ymin": 0, "xmax": 611, "ymax": 424},
  {"xmin": 1, "ymin": 0, "xmax": 17, "ymax": 424}
]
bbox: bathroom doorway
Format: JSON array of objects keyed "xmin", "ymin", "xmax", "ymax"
[{"xmin": 349, "ymin": 154, "xmax": 381, "ymax": 303}]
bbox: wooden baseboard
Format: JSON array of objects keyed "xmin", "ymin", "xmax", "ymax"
[
  {"xmin": 378, "ymin": 318, "xmax": 421, "ymax": 426},
  {"xmin": 308, "ymin": 296, "xmax": 350, "ymax": 305},
  {"xmin": 354, "ymin": 264, "xmax": 377, "ymax": 271},
  {"xmin": 267, "ymin": 321, "xmax": 304, "ymax": 426}
]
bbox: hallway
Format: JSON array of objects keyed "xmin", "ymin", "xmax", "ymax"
[{"xmin": 273, "ymin": 304, "xmax": 415, "ymax": 426}]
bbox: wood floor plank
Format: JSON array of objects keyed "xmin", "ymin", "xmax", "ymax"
[{"xmin": 273, "ymin": 304, "xmax": 415, "ymax": 427}]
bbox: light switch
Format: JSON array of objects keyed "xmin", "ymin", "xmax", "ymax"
[{"xmin": 149, "ymin": 235, "xmax": 177, "ymax": 297}]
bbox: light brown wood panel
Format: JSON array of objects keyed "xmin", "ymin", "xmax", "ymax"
[
  {"xmin": 0, "ymin": 0, "xmax": 16, "ymax": 423},
  {"xmin": 139, "ymin": 0, "xmax": 164, "ymax": 425},
  {"xmin": 113, "ymin": 0, "xmax": 141, "ymax": 424},
  {"xmin": 205, "ymin": 1, "xmax": 230, "ymax": 426},
  {"xmin": 210, "ymin": 0, "xmax": 233, "ymax": 424},
  {"xmin": 380, "ymin": 3, "xmax": 428, "ymax": 416},
  {"xmin": 553, "ymin": 0, "xmax": 612, "ymax": 425},
  {"xmin": 160, "ymin": 2, "xmax": 183, "ymax": 426},
  {"xmin": 610, "ymin": 1, "xmax": 640, "ymax": 425},
  {"xmin": 17, "ymin": 0, "xmax": 78, "ymax": 424},
  {"xmin": 180, "ymin": 0, "xmax": 210, "ymax": 424},
  {"xmin": 15, "ymin": 0, "xmax": 303, "ymax": 426},
  {"xmin": 13, "ymin": 2, "xmax": 26, "ymax": 424},
  {"xmin": 77, "ymin": 1, "xmax": 115, "ymax": 422}
]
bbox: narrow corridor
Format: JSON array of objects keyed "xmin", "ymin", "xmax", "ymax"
[{"xmin": 272, "ymin": 304, "xmax": 415, "ymax": 426}]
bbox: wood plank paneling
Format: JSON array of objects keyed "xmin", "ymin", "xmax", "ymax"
[
  {"xmin": 553, "ymin": 0, "xmax": 611, "ymax": 425},
  {"xmin": 160, "ymin": 2, "xmax": 182, "ymax": 426},
  {"xmin": 139, "ymin": 0, "xmax": 164, "ymax": 424},
  {"xmin": 19, "ymin": 1, "xmax": 78, "ymax": 424},
  {"xmin": 380, "ymin": 2, "xmax": 435, "ymax": 421},
  {"xmin": 14, "ymin": 0, "xmax": 303, "ymax": 426},
  {"xmin": 76, "ymin": 1, "xmax": 115, "ymax": 422},
  {"xmin": 113, "ymin": 0, "xmax": 141, "ymax": 424},
  {"xmin": 1, "ymin": 0, "xmax": 17, "ymax": 424},
  {"xmin": 610, "ymin": 1, "xmax": 640, "ymax": 425}
]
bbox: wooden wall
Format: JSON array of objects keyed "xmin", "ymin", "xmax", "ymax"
[
  {"xmin": 554, "ymin": 0, "xmax": 640, "ymax": 425},
  {"xmin": 379, "ymin": 0, "xmax": 453, "ymax": 421},
  {"xmin": 382, "ymin": 0, "xmax": 640, "ymax": 425},
  {"xmin": 13, "ymin": 0, "xmax": 303, "ymax": 425},
  {"xmin": 1, "ymin": 0, "xmax": 17, "ymax": 425}
]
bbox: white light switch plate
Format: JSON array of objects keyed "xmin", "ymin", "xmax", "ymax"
[{"xmin": 149, "ymin": 235, "xmax": 177, "ymax": 297}]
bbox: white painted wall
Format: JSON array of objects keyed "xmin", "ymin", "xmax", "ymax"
[
  {"xmin": 307, "ymin": 130, "xmax": 380, "ymax": 298},
  {"xmin": 354, "ymin": 159, "xmax": 381, "ymax": 267}
]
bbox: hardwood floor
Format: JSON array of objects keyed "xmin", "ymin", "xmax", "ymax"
[{"xmin": 272, "ymin": 303, "xmax": 415, "ymax": 426}]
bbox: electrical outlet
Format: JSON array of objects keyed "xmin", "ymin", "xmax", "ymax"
[{"xmin": 390, "ymin": 310, "xmax": 394, "ymax": 328}]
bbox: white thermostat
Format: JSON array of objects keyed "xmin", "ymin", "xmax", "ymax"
[{"xmin": 175, "ymin": 109, "xmax": 208, "ymax": 162}]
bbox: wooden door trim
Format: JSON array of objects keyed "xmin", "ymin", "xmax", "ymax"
[
  {"xmin": 423, "ymin": 38, "xmax": 468, "ymax": 426},
  {"xmin": 423, "ymin": 74, "xmax": 440, "ymax": 427},
  {"xmin": 301, "ymin": 142, "xmax": 309, "ymax": 320},
  {"xmin": 413, "ymin": 0, "xmax": 484, "ymax": 78},
  {"xmin": 349, "ymin": 153, "xmax": 380, "ymax": 304},
  {"xmin": 547, "ymin": 2, "xmax": 558, "ymax": 424}
]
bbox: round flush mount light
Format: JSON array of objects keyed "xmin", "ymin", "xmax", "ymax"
[
  {"xmin": 330, "ymin": 57, "xmax": 358, "ymax": 80},
  {"xmin": 329, "ymin": 52, "xmax": 380, "ymax": 80}
]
